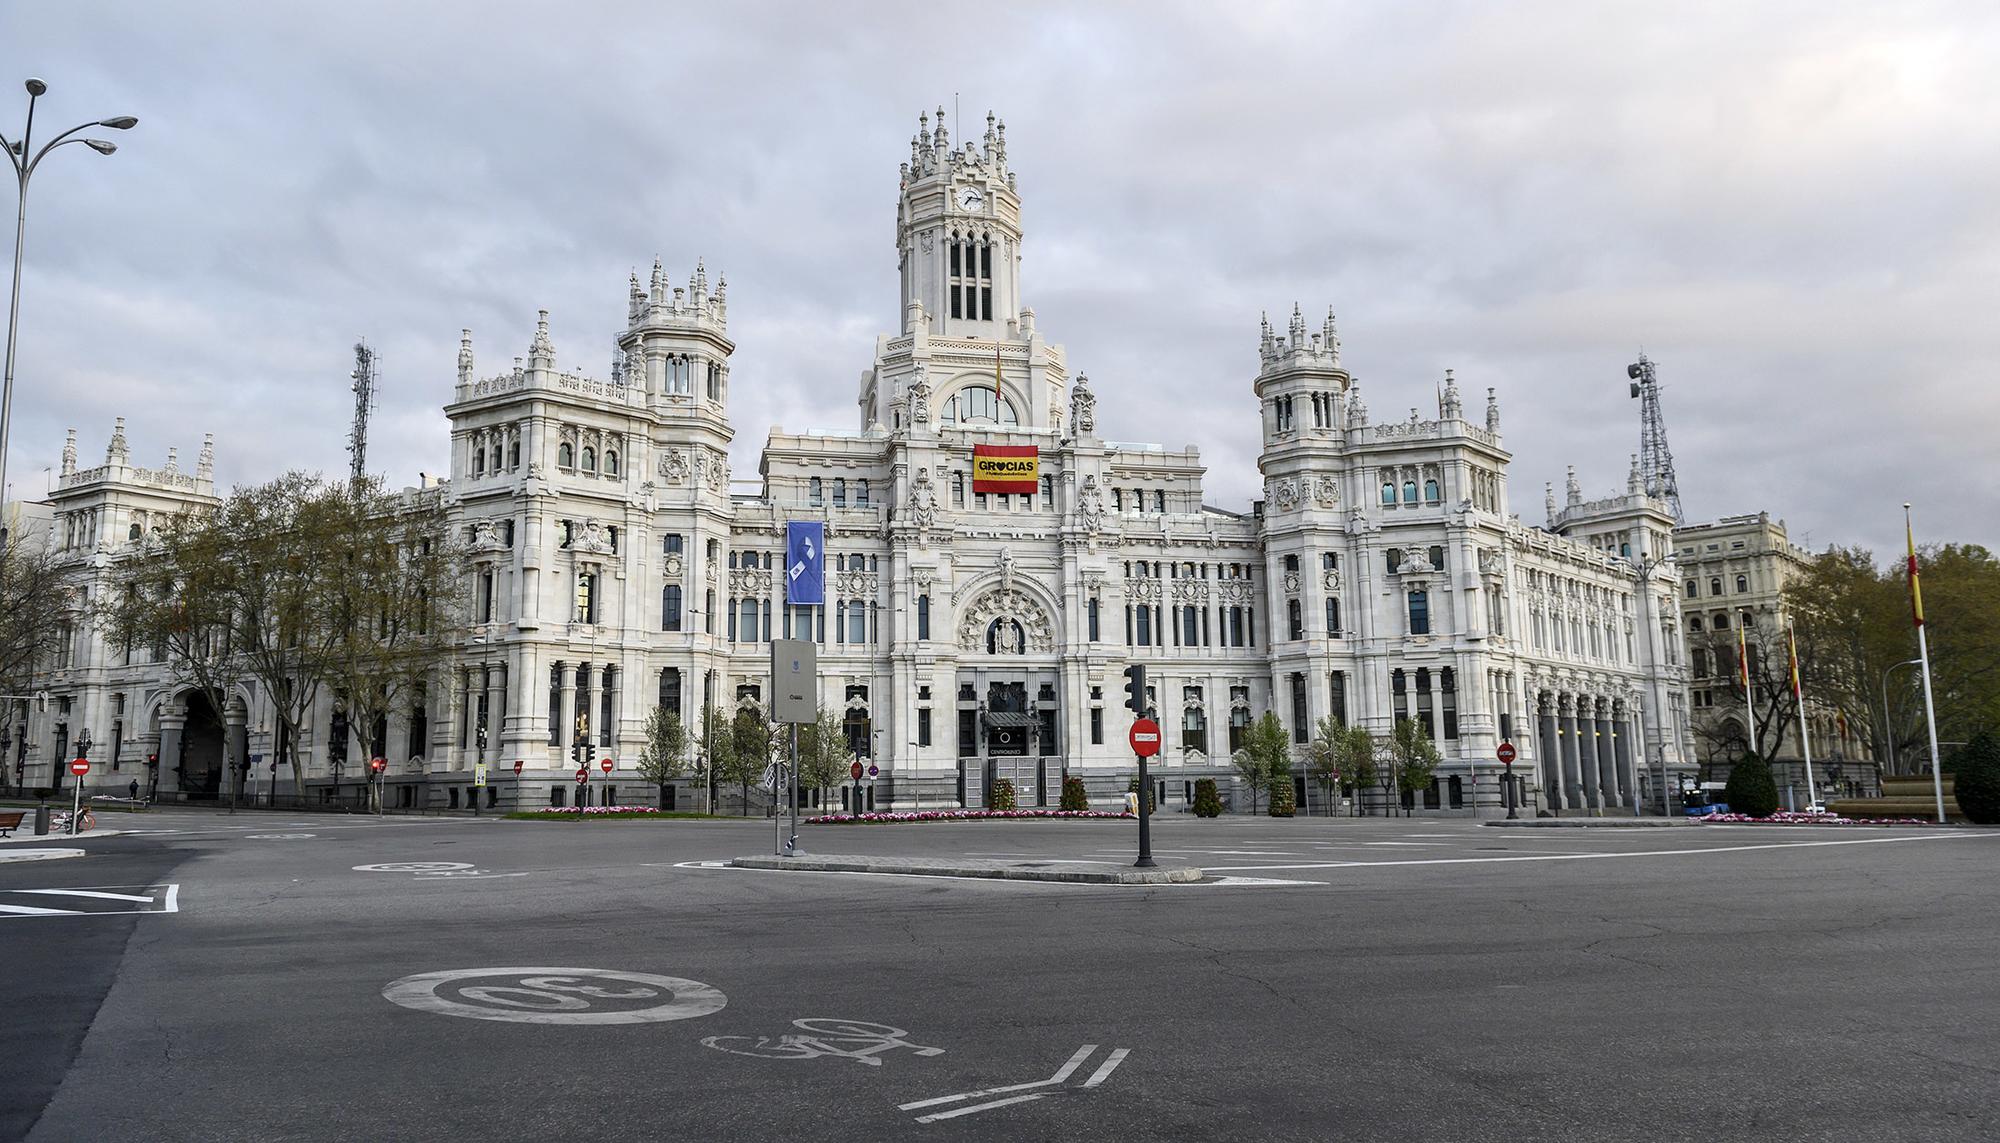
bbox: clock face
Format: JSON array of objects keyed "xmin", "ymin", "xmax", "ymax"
[{"xmin": 956, "ymin": 186, "xmax": 985, "ymax": 210}]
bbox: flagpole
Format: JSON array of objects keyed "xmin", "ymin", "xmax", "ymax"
[
  {"xmin": 1906, "ymin": 504, "xmax": 1946, "ymax": 823},
  {"xmin": 1789, "ymin": 618, "xmax": 1818, "ymax": 809}
]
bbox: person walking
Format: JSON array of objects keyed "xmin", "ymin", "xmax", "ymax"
[{"xmin": 128, "ymin": 778, "xmax": 140, "ymax": 802}]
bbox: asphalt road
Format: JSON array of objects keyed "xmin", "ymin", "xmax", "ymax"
[{"xmin": 2, "ymin": 807, "xmax": 1996, "ymax": 1142}]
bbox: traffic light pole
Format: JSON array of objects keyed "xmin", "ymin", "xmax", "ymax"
[{"xmin": 1135, "ymin": 750, "xmax": 1155, "ymax": 867}]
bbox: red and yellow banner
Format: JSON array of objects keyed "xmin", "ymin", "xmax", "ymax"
[
  {"xmin": 1787, "ymin": 623, "xmax": 1802, "ymax": 699},
  {"xmin": 1906, "ymin": 512, "xmax": 1925, "ymax": 628},
  {"xmin": 971, "ymin": 445, "xmax": 1038, "ymax": 494}
]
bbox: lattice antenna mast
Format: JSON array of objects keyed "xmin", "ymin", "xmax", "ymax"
[
  {"xmin": 349, "ymin": 341, "xmax": 378, "ymax": 487},
  {"xmin": 1626, "ymin": 352, "xmax": 1683, "ymax": 524}
]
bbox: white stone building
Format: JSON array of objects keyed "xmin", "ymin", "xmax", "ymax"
[{"xmin": 8, "ymin": 111, "xmax": 1694, "ymax": 816}]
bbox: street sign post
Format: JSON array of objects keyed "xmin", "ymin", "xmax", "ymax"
[
  {"xmin": 770, "ymin": 639, "xmax": 817, "ymax": 857},
  {"xmin": 68, "ymin": 758, "xmax": 88, "ymax": 836},
  {"xmin": 1497, "ymin": 741, "xmax": 1517, "ymax": 819},
  {"xmin": 1127, "ymin": 712, "xmax": 1160, "ymax": 868},
  {"xmin": 575, "ymin": 766, "xmax": 588, "ymax": 820},
  {"xmin": 850, "ymin": 759, "xmax": 865, "ymax": 817}
]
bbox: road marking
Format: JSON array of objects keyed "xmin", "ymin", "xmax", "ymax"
[
  {"xmin": 902, "ymin": 1044, "xmax": 1130, "ymax": 1123},
  {"xmin": 382, "ymin": 967, "xmax": 727, "ymax": 1025},
  {"xmin": 703, "ymin": 1018, "xmax": 943, "ymax": 1066},
  {"xmin": 1203, "ymin": 875, "xmax": 1326, "ymax": 887},
  {"xmin": 0, "ymin": 883, "xmax": 179, "ymax": 918},
  {"xmin": 246, "ymin": 833, "xmax": 316, "ymax": 840},
  {"xmin": 354, "ymin": 862, "xmax": 475, "ymax": 873},
  {"xmin": 17, "ymin": 888, "xmax": 155, "ymax": 903},
  {"xmin": 0, "ymin": 848, "xmax": 85, "ymax": 863},
  {"xmin": 1203, "ymin": 832, "xmax": 1994, "ymax": 872}
]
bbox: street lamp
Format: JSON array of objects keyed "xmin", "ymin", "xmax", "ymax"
[
  {"xmin": 1880, "ymin": 658, "xmax": 1922, "ymax": 777},
  {"xmin": 0, "ymin": 79, "xmax": 137, "ymax": 529}
]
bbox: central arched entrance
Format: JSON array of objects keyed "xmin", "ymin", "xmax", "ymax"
[{"xmin": 177, "ymin": 691, "xmax": 227, "ymax": 798}]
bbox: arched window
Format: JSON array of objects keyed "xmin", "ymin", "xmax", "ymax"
[
  {"xmin": 557, "ymin": 442, "xmax": 573, "ymax": 469},
  {"xmin": 605, "ymin": 450, "xmax": 619, "ymax": 477},
  {"xmin": 1402, "ymin": 481, "xmax": 1418, "ymax": 505},
  {"xmin": 581, "ymin": 447, "xmax": 597, "ymax": 473},
  {"xmin": 1381, "ymin": 482, "xmax": 1396, "ymax": 506},
  {"xmin": 1710, "ymin": 577, "xmax": 1722, "ymax": 596},
  {"xmin": 473, "ymin": 448, "xmax": 485, "ymax": 476},
  {"xmin": 1735, "ymin": 574, "xmax": 1748, "ymax": 593},
  {"xmin": 809, "ymin": 477, "xmax": 823, "ymax": 506},
  {"xmin": 939, "ymin": 387, "xmax": 1019, "ymax": 425},
  {"xmin": 128, "ymin": 522, "xmax": 141, "ymax": 541},
  {"xmin": 1685, "ymin": 580, "xmax": 1698, "ymax": 599},
  {"xmin": 1423, "ymin": 478, "xmax": 1440, "ymax": 502},
  {"xmin": 1688, "ymin": 615, "xmax": 1703, "ymax": 632},
  {"xmin": 707, "ymin": 362, "xmax": 721, "ymax": 401},
  {"xmin": 508, "ymin": 439, "xmax": 520, "ymax": 469}
]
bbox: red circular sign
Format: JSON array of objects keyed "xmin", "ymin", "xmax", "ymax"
[
  {"xmin": 69, "ymin": 758, "xmax": 90, "ymax": 777},
  {"xmin": 850, "ymin": 761, "xmax": 864, "ymax": 781},
  {"xmin": 1496, "ymin": 742, "xmax": 1517, "ymax": 765},
  {"xmin": 575, "ymin": 767, "xmax": 589, "ymax": 784},
  {"xmin": 1128, "ymin": 718, "xmax": 1162, "ymax": 758},
  {"xmin": 513, "ymin": 760, "xmax": 524, "ymax": 776},
  {"xmin": 600, "ymin": 758, "xmax": 614, "ymax": 775},
  {"xmin": 370, "ymin": 757, "xmax": 386, "ymax": 773}
]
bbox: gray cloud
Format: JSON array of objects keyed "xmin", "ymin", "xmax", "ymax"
[{"xmin": 2, "ymin": 0, "xmax": 1994, "ymax": 557}]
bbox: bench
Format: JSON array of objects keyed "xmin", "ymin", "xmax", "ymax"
[{"xmin": 0, "ymin": 811, "xmax": 24, "ymax": 837}]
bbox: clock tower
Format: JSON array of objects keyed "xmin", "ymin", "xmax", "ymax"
[{"xmin": 897, "ymin": 107, "xmax": 1023, "ymax": 338}]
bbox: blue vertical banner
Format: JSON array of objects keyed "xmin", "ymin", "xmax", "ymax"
[{"xmin": 786, "ymin": 521, "xmax": 825, "ymax": 605}]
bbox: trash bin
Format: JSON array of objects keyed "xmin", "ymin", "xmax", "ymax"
[{"xmin": 33, "ymin": 803, "xmax": 51, "ymax": 835}]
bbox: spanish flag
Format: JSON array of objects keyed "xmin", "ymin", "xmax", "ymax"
[
  {"xmin": 1787, "ymin": 621, "xmax": 1802, "ymax": 699},
  {"xmin": 1905, "ymin": 505, "xmax": 1925, "ymax": 628},
  {"xmin": 1737, "ymin": 614, "xmax": 1751, "ymax": 692}
]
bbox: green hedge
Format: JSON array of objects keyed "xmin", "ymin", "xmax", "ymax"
[
  {"xmin": 1059, "ymin": 774, "xmax": 1090, "ymax": 812},
  {"xmin": 1951, "ymin": 732, "xmax": 2000, "ymax": 824},
  {"xmin": 989, "ymin": 777, "xmax": 1017, "ymax": 812},
  {"xmin": 1192, "ymin": 778, "xmax": 1222, "ymax": 817},
  {"xmin": 1723, "ymin": 753, "xmax": 1779, "ymax": 818}
]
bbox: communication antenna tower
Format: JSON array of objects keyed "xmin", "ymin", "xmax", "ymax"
[
  {"xmin": 349, "ymin": 341, "xmax": 378, "ymax": 487},
  {"xmin": 1626, "ymin": 352, "xmax": 1683, "ymax": 525}
]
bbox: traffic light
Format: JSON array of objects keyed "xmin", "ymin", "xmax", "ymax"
[
  {"xmin": 146, "ymin": 752, "xmax": 159, "ymax": 769},
  {"xmin": 1122, "ymin": 664, "xmax": 1147, "ymax": 717}
]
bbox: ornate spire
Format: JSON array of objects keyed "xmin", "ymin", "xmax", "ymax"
[
  {"xmin": 1627, "ymin": 454, "xmax": 1642, "ymax": 495},
  {"xmin": 694, "ymin": 258, "xmax": 707, "ymax": 299},
  {"xmin": 457, "ymin": 329, "xmax": 474, "ymax": 386},
  {"xmin": 1485, "ymin": 387, "xmax": 1500, "ymax": 433},
  {"xmin": 197, "ymin": 433, "xmax": 214, "ymax": 480},
  {"xmin": 1288, "ymin": 302, "xmax": 1307, "ymax": 345},
  {"xmin": 61, "ymin": 429, "xmax": 76, "ymax": 476},
  {"xmin": 164, "ymin": 446, "xmax": 179, "ymax": 474},
  {"xmin": 1347, "ymin": 381, "xmax": 1367, "ymax": 426},
  {"xmin": 107, "ymin": 416, "xmax": 128, "ymax": 464},
  {"xmin": 1441, "ymin": 368, "xmax": 1462, "ymax": 419},
  {"xmin": 529, "ymin": 310, "xmax": 554, "ymax": 365},
  {"xmin": 1069, "ymin": 373, "xmax": 1096, "ymax": 435},
  {"xmin": 1323, "ymin": 307, "xmax": 1340, "ymax": 362},
  {"xmin": 1545, "ymin": 482, "xmax": 1557, "ymax": 525},
  {"xmin": 1565, "ymin": 465, "xmax": 1582, "ymax": 507},
  {"xmin": 994, "ymin": 117, "xmax": 1007, "ymax": 167},
  {"xmin": 933, "ymin": 105, "xmax": 948, "ymax": 152},
  {"xmin": 1259, "ymin": 311, "xmax": 1274, "ymax": 359}
]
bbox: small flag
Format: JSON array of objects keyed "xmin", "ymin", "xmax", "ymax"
[
  {"xmin": 994, "ymin": 342, "xmax": 1004, "ymax": 402},
  {"xmin": 1905, "ymin": 507, "xmax": 1925, "ymax": 628}
]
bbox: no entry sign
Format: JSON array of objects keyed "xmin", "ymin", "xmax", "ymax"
[
  {"xmin": 69, "ymin": 758, "xmax": 90, "ymax": 777},
  {"xmin": 575, "ymin": 768, "xmax": 589, "ymax": 785},
  {"xmin": 850, "ymin": 761, "xmax": 864, "ymax": 781},
  {"xmin": 513, "ymin": 760, "xmax": 524, "ymax": 776},
  {"xmin": 1128, "ymin": 718, "xmax": 1161, "ymax": 758},
  {"xmin": 1496, "ymin": 741, "xmax": 1517, "ymax": 766},
  {"xmin": 601, "ymin": 758, "xmax": 614, "ymax": 775}
]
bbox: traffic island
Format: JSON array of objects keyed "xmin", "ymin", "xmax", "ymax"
[
  {"xmin": 729, "ymin": 853, "xmax": 1202, "ymax": 884},
  {"xmin": 1482, "ymin": 818, "xmax": 1692, "ymax": 828}
]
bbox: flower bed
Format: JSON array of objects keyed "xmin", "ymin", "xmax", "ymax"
[
  {"xmin": 806, "ymin": 809, "xmax": 1134, "ymax": 824},
  {"xmin": 1695, "ymin": 810, "xmax": 1934, "ymax": 826},
  {"xmin": 505, "ymin": 806, "xmax": 722, "ymax": 821}
]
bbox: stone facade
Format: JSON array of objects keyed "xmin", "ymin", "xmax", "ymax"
[{"xmin": 7, "ymin": 111, "xmax": 1695, "ymax": 816}]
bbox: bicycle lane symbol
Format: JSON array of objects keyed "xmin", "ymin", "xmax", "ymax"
[
  {"xmin": 702, "ymin": 1019, "xmax": 944, "ymax": 1066},
  {"xmin": 382, "ymin": 967, "xmax": 727, "ymax": 1025}
]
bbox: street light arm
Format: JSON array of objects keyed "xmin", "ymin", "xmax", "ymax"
[
  {"xmin": 24, "ymin": 122, "xmax": 116, "ymax": 178},
  {"xmin": 0, "ymin": 134, "xmax": 20, "ymax": 181}
]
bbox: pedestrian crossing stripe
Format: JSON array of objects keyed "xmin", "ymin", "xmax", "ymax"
[{"xmin": 0, "ymin": 884, "xmax": 179, "ymax": 918}]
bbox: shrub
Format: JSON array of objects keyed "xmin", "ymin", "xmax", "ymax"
[
  {"xmin": 1059, "ymin": 774, "xmax": 1090, "ymax": 812},
  {"xmin": 989, "ymin": 777, "xmax": 1017, "ymax": 812},
  {"xmin": 1268, "ymin": 779, "xmax": 1296, "ymax": 818},
  {"xmin": 1951, "ymin": 732, "xmax": 2000, "ymax": 824},
  {"xmin": 1722, "ymin": 752, "xmax": 1780, "ymax": 818},
  {"xmin": 1192, "ymin": 778, "xmax": 1223, "ymax": 818}
]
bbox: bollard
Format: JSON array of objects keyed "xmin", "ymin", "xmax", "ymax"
[{"xmin": 33, "ymin": 802, "xmax": 51, "ymax": 835}]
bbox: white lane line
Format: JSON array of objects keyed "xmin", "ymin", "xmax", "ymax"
[
  {"xmin": 915, "ymin": 1093, "xmax": 1045, "ymax": 1122},
  {"xmin": 17, "ymin": 889, "xmax": 154, "ymax": 903},
  {"xmin": 1203, "ymin": 832, "xmax": 1992, "ymax": 872},
  {"xmin": 163, "ymin": 884, "xmax": 180, "ymax": 913},
  {"xmin": 899, "ymin": 1044, "xmax": 1097, "ymax": 1110},
  {"xmin": 0, "ymin": 903, "xmax": 80, "ymax": 915},
  {"xmin": 1081, "ymin": 1048, "xmax": 1130, "ymax": 1088}
]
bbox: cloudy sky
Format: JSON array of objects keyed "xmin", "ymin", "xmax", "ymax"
[{"xmin": 3, "ymin": 1, "xmax": 1994, "ymax": 559}]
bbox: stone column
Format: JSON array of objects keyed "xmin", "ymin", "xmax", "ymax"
[
  {"xmin": 1537, "ymin": 694, "xmax": 1561, "ymax": 814},
  {"xmin": 483, "ymin": 665, "xmax": 502, "ymax": 766},
  {"xmin": 1558, "ymin": 695, "xmax": 1583, "ymax": 810},
  {"xmin": 1596, "ymin": 707, "xmax": 1618, "ymax": 809},
  {"xmin": 1616, "ymin": 712, "xmax": 1639, "ymax": 813},
  {"xmin": 225, "ymin": 701, "xmax": 250, "ymax": 805},
  {"xmin": 558, "ymin": 661, "xmax": 577, "ymax": 763},
  {"xmin": 1578, "ymin": 697, "xmax": 1603, "ymax": 812}
]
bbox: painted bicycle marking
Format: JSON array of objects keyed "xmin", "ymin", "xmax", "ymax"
[
  {"xmin": 702, "ymin": 1018, "xmax": 944, "ymax": 1066},
  {"xmin": 383, "ymin": 966, "xmax": 727, "ymax": 1025}
]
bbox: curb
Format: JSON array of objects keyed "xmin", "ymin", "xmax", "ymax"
[
  {"xmin": 0, "ymin": 830, "xmax": 127, "ymax": 845},
  {"xmin": 0, "ymin": 848, "xmax": 87, "ymax": 863},
  {"xmin": 730, "ymin": 855, "xmax": 1203, "ymax": 884}
]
